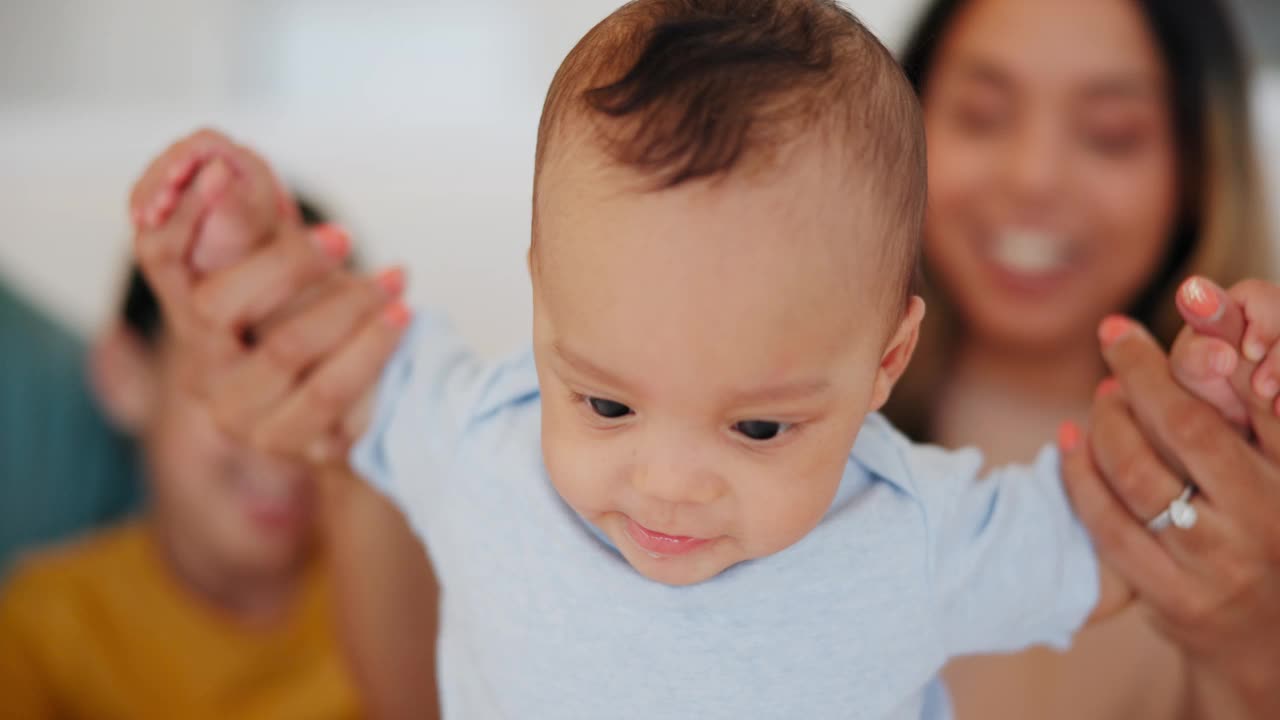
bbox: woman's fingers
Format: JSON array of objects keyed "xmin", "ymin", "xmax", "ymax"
[
  {"xmin": 1176, "ymin": 276, "xmax": 1245, "ymax": 345},
  {"xmin": 1089, "ymin": 384, "xmax": 1187, "ymax": 521},
  {"xmin": 249, "ymin": 301, "xmax": 412, "ymax": 457},
  {"xmin": 1058, "ymin": 421, "xmax": 1191, "ymax": 614},
  {"xmin": 1099, "ymin": 316, "xmax": 1264, "ymax": 508},
  {"xmin": 1087, "ymin": 386, "xmax": 1239, "ymax": 578},
  {"xmin": 208, "ymin": 269, "xmax": 404, "ymax": 432},
  {"xmin": 193, "ymin": 224, "xmax": 351, "ymax": 334}
]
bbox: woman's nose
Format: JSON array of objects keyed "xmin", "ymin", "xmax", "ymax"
[{"xmin": 1002, "ymin": 117, "xmax": 1066, "ymax": 209}]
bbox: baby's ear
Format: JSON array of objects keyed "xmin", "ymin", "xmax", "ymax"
[{"xmin": 870, "ymin": 296, "xmax": 925, "ymax": 411}]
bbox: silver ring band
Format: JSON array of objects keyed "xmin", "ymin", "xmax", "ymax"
[{"xmin": 1147, "ymin": 485, "xmax": 1198, "ymax": 532}]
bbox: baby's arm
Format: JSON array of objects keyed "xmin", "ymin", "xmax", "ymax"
[
  {"xmin": 131, "ymin": 133, "xmax": 439, "ymax": 715},
  {"xmin": 322, "ymin": 464, "xmax": 442, "ymax": 720},
  {"xmin": 890, "ymin": 428, "xmax": 1104, "ymax": 658}
]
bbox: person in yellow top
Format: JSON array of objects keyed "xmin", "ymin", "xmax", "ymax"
[{"xmin": 0, "ymin": 246, "xmax": 364, "ymax": 717}]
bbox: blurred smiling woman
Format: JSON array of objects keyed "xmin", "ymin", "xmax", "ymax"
[{"xmin": 887, "ymin": 0, "xmax": 1275, "ymax": 718}]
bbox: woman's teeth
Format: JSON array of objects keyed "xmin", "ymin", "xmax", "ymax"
[{"xmin": 990, "ymin": 230, "xmax": 1070, "ymax": 274}]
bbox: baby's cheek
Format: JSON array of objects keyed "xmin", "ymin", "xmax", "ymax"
[
  {"xmin": 740, "ymin": 462, "xmax": 841, "ymax": 557},
  {"xmin": 543, "ymin": 427, "xmax": 613, "ymax": 514}
]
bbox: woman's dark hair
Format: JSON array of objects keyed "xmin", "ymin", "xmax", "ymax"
[
  {"xmin": 885, "ymin": 0, "xmax": 1272, "ymax": 441},
  {"xmin": 122, "ymin": 194, "xmax": 329, "ymax": 346}
]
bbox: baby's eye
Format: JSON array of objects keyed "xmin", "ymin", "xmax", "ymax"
[
  {"xmin": 734, "ymin": 420, "xmax": 789, "ymax": 441},
  {"xmin": 587, "ymin": 397, "xmax": 633, "ymax": 419}
]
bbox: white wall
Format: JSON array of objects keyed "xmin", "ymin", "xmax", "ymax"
[{"xmin": 1, "ymin": 0, "xmax": 1276, "ymax": 358}]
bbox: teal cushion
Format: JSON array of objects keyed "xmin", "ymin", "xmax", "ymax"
[{"xmin": 0, "ymin": 280, "xmax": 142, "ymax": 574}]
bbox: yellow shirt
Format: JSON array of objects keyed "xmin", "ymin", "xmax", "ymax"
[{"xmin": 0, "ymin": 522, "xmax": 362, "ymax": 720}]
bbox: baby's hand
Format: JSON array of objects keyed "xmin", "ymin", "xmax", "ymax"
[{"xmin": 1171, "ymin": 277, "xmax": 1280, "ymax": 432}]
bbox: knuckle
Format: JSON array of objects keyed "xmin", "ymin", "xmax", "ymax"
[
  {"xmin": 303, "ymin": 378, "xmax": 349, "ymax": 418},
  {"xmin": 1110, "ymin": 451, "xmax": 1158, "ymax": 502},
  {"xmin": 1218, "ymin": 556, "xmax": 1261, "ymax": 597},
  {"xmin": 276, "ymin": 238, "xmax": 324, "ymax": 288}
]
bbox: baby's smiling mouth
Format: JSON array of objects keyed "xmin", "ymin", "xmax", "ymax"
[{"xmin": 624, "ymin": 517, "xmax": 712, "ymax": 558}]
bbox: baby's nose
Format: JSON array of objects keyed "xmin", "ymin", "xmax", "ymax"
[{"xmin": 630, "ymin": 461, "xmax": 725, "ymax": 506}]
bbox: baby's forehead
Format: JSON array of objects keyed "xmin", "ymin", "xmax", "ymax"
[
  {"xmin": 535, "ymin": 131, "xmax": 901, "ymax": 302},
  {"xmin": 535, "ymin": 164, "xmax": 898, "ymax": 360}
]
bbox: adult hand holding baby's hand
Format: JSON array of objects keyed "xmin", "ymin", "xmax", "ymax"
[
  {"xmin": 130, "ymin": 129, "xmax": 411, "ymax": 462},
  {"xmin": 1061, "ymin": 278, "xmax": 1280, "ymax": 719}
]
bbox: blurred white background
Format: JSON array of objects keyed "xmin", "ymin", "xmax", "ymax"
[{"xmin": 1, "ymin": 0, "xmax": 1277, "ymax": 357}]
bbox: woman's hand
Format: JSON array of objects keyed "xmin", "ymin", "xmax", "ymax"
[
  {"xmin": 1061, "ymin": 286, "xmax": 1280, "ymax": 718},
  {"xmin": 130, "ymin": 130, "xmax": 409, "ymax": 462}
]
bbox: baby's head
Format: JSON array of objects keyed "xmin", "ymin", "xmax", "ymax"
[{"xmin": 529, "ymin": 0, "xmax": 926, "ymax": 585}]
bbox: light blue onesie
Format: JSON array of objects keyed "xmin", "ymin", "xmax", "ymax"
[{"xmin": 352, "ymin": 312, "xmax": 1098, "ymax": 719}]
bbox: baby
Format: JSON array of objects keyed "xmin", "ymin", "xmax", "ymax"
[{"xmin": 127, "ymin": 1, "xmax": 1278, "ymax": 718}]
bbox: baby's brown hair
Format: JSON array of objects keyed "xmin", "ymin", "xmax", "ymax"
[{"xmin": 533, "ymin": 0, "xmax": 926, "ymax": 305}]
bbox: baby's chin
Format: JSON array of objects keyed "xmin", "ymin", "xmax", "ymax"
[{"xmin": 621, "ymin": 548, "xmax": 732, "ymax": 586}]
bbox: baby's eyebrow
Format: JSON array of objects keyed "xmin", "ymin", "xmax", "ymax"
[
  {"xmin": 728, "ymin": 378, "xmax": 830, "ymax": 407},
  {"xmin": 553, "ymin": 341, "xmax": 632, "ymax": 390}
]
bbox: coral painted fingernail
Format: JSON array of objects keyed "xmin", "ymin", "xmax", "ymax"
[
  {"xmin": 1095, "ymin": 378, "xmax": 1119, "ymax": 398},
  {"xmin": 1099, "ymin": 316, "xmax": 1133, "ymax": 347},
  {"xmin": 375, "ymin": 267, "xmax": 405, "ymax": 297},
  {"xmin": 1178, "ymin": 277, "xmax": 1223, "ymax": 321},
  {"xmin": 310, "ymin": 224, "xmax": 350, "ymax": 261},
  {"xmin": 1057, "ymin": 421, "xmax": 1081, "ymax": 452},
  {"xmin": 383, "ymin": 301, "xmax": 411, "ymax": 329}
]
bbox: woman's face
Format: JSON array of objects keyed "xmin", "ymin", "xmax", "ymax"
[{"xmin": 922, "ymin": 0, "xmax": 1179, "ymax": 351}]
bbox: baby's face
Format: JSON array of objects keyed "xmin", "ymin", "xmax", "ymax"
[{"xmin": 532, "ymin": 140, "xmax": 914, "ymax": 585}]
